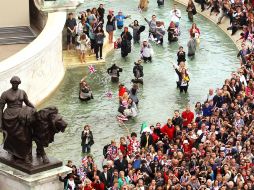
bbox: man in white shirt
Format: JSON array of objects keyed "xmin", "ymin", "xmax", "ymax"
[
  {"xmin": 205, "ymin": 88, "xmax": 215, "ymax": 102},
  {"xmin": 170, "ymin": 4, "xmax": 181, "ymax": 27},
  {"xmin": 238, "ymin": 70, "xmax": 247, "ymax": 86}
]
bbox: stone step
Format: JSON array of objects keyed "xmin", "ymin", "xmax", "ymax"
[
  {"xmin": 0, "ymin": 37, "xmax": 35, "ymax": 45},
  {"xmin": 62, "ymin": 35, "xmax": 114, "ymax": 68}
]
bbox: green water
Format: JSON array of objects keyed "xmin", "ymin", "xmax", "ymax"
[{"xmin": 39, "ymin": 0, "xmax": 239, "ymax": 165}]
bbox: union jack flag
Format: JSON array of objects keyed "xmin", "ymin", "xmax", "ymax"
[
  {"xmin": 82, "ymin": 156, "xmax": 88, "ymax": 165},
  {"xmin": 105, "ymin": 91, "xmax": 113, "ymax": 98},
  {"xmin": 88, "ymin": 65, "xmax": 96, "ymax": 74}
]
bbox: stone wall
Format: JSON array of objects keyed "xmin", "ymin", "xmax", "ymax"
[
  {"xmin": 0, "ymin": 0, "xmax": 30, "ymax": 27},
  {"xmin": 0, "ymin": 12, "xmax": 66, "ymax": 106}
]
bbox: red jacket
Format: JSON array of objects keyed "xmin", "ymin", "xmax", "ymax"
[
  {"xmin": 161, "ymin": 124, "xmax": 175, "ymax": 140},
  {"xmin": 118, "ymin": 86, "xmax": 127, "ymax": 97},
  {"xmin": 151, "ymin": 133, "xmax": 159, "ymax": 143},
  {"xmin": 92, "ymin": 182, "xmax": 105, "ymax": 190},
  {"xmin": 182, "ymin": 111, "xmax": 194, "ymax": 127},
  {"xmin": 182, "ymin": 143, "xmax": 191, "ymax": 155},
  {"xmin": 83, "ymin": 185, "xmax": 94, "ymax": 190},
  {"xmin": 119, "ymin": 144, "xmax": 127, "ymax": 156}
]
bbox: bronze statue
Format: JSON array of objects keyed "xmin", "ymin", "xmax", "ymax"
[{"xmin": 0, "ymin": 76, "xmax": 67, "ymax": 164}]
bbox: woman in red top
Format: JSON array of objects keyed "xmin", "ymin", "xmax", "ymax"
[
  {"xmin": 189, "ymin": 23, "xmax": 200, "ymax": 36},
  {"xmin": 245, "ymin": 81, "xmax": 254, "ymax": 97},
  {"xmin": 118, "ymin": 84, "xmax": 127, "ymax": 97},
  {"xmin": 189, "ymin": 23, "xmax": 200, "ymax": 43},
  {"xmin": 119, "ymin": 136, "xmax": 128, "ymax": 157}
]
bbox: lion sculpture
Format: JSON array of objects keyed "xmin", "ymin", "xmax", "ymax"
[{"xmin": 2, "ymin": 106, "xmax": 67, "ymax": 164}]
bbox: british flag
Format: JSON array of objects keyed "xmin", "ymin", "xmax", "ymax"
[
  {"xmin": 105, "ymin": 91, "xmax": 113, "ymax": 99},
  {"xmin": 88, "ymin": 65, "xmax": 96, "ymax": 74}
]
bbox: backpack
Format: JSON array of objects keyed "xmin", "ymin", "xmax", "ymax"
[
  {"xmin": 103, "ymin": 144, "xmax": 110, "ymax": 158},
  {"xmin": 135, "ymin": 67, "xmax": 141, "ymax": 78},
  {"xmin": 111, "ymin": 68, "xmax": 118, "ymax": 77}
]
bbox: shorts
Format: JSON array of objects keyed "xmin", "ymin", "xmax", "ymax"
[
  {"xmin": 67, "ymin": 34, "xmax": 75, "ymax": 45},
  {"xmin": 106, "ymin": 24, "xmax": 114, "ymax": 33}
]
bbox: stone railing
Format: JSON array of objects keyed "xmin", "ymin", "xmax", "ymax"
[{"xmin": 0, "ymin": 11, "xmax": 66, "ymax": 106}]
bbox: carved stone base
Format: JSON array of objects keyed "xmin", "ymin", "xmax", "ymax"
[
  {"xmin": 0, "ymin": 146, "xmax": 62, "ymax": 174},
  {"xmin": 0, "ymin": 162, "xmax": 71, "ymax": 190}
]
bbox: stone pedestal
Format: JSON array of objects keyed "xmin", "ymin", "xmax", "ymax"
[{"xmin": 0, "ymin": 162, "xmax": 71, "ymax": 190}]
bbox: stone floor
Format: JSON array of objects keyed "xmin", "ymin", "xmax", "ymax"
[{"xmin": 0, "ymin": 44, "xmax": 27, "ymax": 61}]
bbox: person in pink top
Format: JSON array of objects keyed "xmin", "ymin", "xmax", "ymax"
[
  {"xmin": 245, "ymin": 81, "xmax": 254, "ymax": 97},
  {"xmin": 189, "ymin": 23, "xmax": 200, "ymax": 43},
  {"xmin": 181, "ymin": 105, "xmax": 194, "ymax": 128}
]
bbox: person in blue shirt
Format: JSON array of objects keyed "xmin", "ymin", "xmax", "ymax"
[{"xmin": 115, "ymin": 10, "xmax": 130, "ymax": 29}]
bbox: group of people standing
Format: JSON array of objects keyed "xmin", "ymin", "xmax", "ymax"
[
  {"xmin": 65, "ymin": 5, "xmax": 106, "ymax": 62},
  {"xmin": 61, "ymin": 1, "xmax": 254, "ymax": 190}
]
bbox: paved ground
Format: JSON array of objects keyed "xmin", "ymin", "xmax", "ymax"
[{"xmin": 0, "ymin": 44, "xmax": 27, "ymax": 61}]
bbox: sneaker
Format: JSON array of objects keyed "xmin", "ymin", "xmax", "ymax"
[
  {"xmin": 96, "ymin": 58, "xmax": 99, "ymax": 60},
  {"xmin": 100, "ymin": 57, "xmax": 103, "ymax": 59}
]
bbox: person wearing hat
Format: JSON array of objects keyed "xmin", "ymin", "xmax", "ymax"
[
  {"xmin": 0, "ymin": 76, "xmax": 35, "ymax": 163},
  {"xmin": 115, "ymin": 10, "xmax": 130, "ymax": 29}
]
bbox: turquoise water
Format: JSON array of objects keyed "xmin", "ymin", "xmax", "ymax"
[{"xmin": 39, "ymin": 0, "xmax": 239, "ymax": 165}]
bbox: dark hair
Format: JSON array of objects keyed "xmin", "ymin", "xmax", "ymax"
[
  {"xmin": 195, "ymin": 102, "xmax": 201, "ymax": 108},
  {"xmin": 95, "ymin": 26, "xmax": 104, "ymax": 34},
  {"xmin": 131, "ymin": 88, "xmax": 137, "ymax": 95},
  {"xmin": 131, "ymin": 132, "xmax": 137, "ymax": 137},
  {"xmin": 103, "ymin": 165, "xmax": 108, "ymax": 169},
  {"xmin": 134, "ymin": 20, "xmax": 139, "ymax": 26}
]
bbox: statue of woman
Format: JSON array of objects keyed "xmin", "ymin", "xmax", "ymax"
[{"xmin": 0, "ymin": 76, "xmax": 35, "ymax": 162}]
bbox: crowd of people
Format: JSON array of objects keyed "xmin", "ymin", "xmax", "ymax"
[{"xmin": 60, "ymin": 0, "xmax": 254, "ymax": 190}]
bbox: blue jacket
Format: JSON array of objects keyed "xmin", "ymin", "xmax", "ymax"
[{"xmin": 202, "ymin": 106, "xmax": 213, "ymax": 116}]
